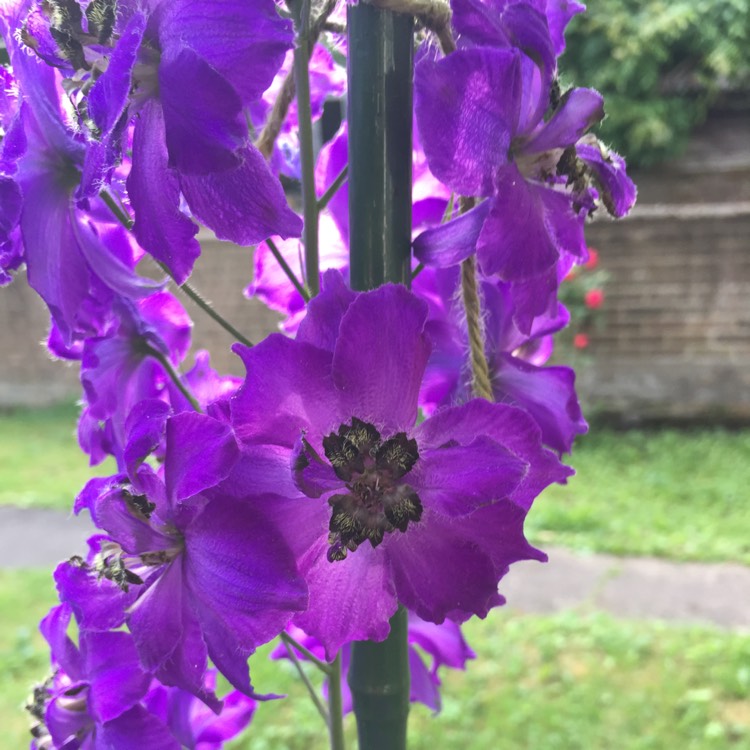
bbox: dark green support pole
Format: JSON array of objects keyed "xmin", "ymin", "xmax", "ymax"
[
  {"xmin": 347, "ymin": 2, "xmax": 414, "ymax": 748},
  {"xmin": 347, "ymin": 1, "xmax": 414, "ymax": 291},
  {"xmin": 348, "ymin": 607, "xmax": 411, "ymax": 749}
]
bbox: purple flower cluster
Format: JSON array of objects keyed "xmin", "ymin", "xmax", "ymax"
[
  {"xmin": 0, "ymin": 0, "xmax": 636, "ymax": 744},
  {"xmin": 30, "ymin": 602, "xmax": 254, "ymax": 749}
]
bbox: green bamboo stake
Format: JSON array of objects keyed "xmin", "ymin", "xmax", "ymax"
[
  {"xmin": 347, "ymin": 2, "xmax": 414, "ymax": 747},
  {"xmin": 347, "ymin": 1, "xmax": 414, "ymax": 291}
]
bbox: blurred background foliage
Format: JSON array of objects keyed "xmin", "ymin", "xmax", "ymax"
[{"xmin": 561, "ymin": 0, "xmax": 750, "ymax": 166}]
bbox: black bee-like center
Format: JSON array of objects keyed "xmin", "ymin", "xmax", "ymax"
[{"xmin": 322, "ymin": 418, "xmax": 423, "ymax": 563}]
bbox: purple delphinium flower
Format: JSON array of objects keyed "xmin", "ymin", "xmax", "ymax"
[
  {"xmin": 68, "ymin": 408, "xmax": 308, "ymax": 704},
  {"xmin": 78, "ymin": 291, "xmax": 191, "ymax": 466},
  {"xmin": 0, "ymin": 19, "xmax": 158, "ymax": 342},
  {"xmin": 30, "ymin": 603, "xmax": 180, "ymax": 750},
  {"xmin": 231, "ymin": 271, "xmax": 571, "ymax": 657},
  {"xmin": 18, "ymin": 0, "xmax": 303, "ymax": 284},
  {"xmin": 31, "ymin": 603, "xmax": 254, "ymax": 749},
  {"xmin": 413, "ymin": 45, "xmax": 635, "ymax": 291},
  {"xmin": 415, "ymin": 265, "xmax": 587, "ymax": 454},
  {"xmin": 272, "ymin": 614, "xmax": 475, "ymax": 714}
]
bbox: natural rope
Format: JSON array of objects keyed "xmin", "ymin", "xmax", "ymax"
[
  {"xmin": 460, "ymin": 254, "xmax": 494, "ymax": 401},
  {"xmin": 368, "ymin": 0, "xmax": 454, "ymax": 51},
  {"xmin": 256, "ymin": 0, "xmax": 340, "ymax": 159}
]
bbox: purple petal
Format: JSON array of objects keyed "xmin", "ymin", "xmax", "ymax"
[
  {"xmin": 54, "ymin": 557, "xmax": 135, "ymax": 632},
  {"xmin": 523, "ymin": 88, "xmax": 604, "ymax": 154},
  {"xmin": 416, "ymin": 398, "xmax": 573, "ymax": 510},
  {"xmin": 295, "ymin": 537, "xmax": 398, "ymax": 660},
  {"xmin": 39, "ymin": 604, "xmax": 83, "ymax": 679},
  {"xmin": 576, "ymin": 141, "xmax": 637, "ymax": 217},
  {"xmin": 408, "ymin": 647, "xmax": 441, "ymax": 712},
  {"xmin": 128, "ymin": 562, "xmax": 200, "ymax": 676},
  {"xmin": 164, "ymin": 412, "xmax": 239, "ymax": 504},
  {"xmin": 413, "ymin": 436, "xmax": 527, "ymax": 516},
  {"xmin": 159, "ymin": 48, "xmax": 245, "ymax": 174},
  {"xmin": 450, "ymin": 497, "xmax": 547, "ymax": 576},
  {"xmin": 415, "ymin": 47, "xmax": 520, "ymax": 196},
  {"xmin": 45, "ymin": 691, "xmax": 91, "ymax": 748},
  {"xmin": 296, "ymin": 269, "xmax": 356, "ymax": 352},
  {"xmin": 88, "ymin": 14, "xmax": 144, "ymax": 135},
  {"xmin": 408, "ymin": 614, "xmax": 476, "ymax": 670},
  {"xmin": 156, "ymin": 0, "xmax": 293, "ymax": 104},
  {"xmin": 545, "ymin": 0, "xmax": 585, "ymax": 56},
  {"xmin": 128, "ymin": 102, "xmax": 201, "ymax": 284},
  {"xmin": 387, "ymin": 511, "xmax": 500, "ymax": 622},
  {"xmin": 189, "ymin": 688, "xmax": 256, "ymax": 746},
  {"xmin": 315, "ymin": 125, "xmax": 349, "ymax": 243},
  {"xmin": 476, "ymin": 169, "xmax": 561, "ymax": 279},
  {"xmin": 231, "ymin": 337, "xmax": 339, "ymax": 448},
  {"xmin": 412, "ymin": 200, "xmax": 490, "ymax": 268},
  {"xmin": 20, "ymin": 176, "xmax": 95, "ymax": 341},
  {"xmin": 97, "ymin": 705, "xmax": 180, "ymax": 750},
  {"xmin": 217, "ymin": 444, "xmax": 301, "ymax": 501},
  {"xmin": 493, "ymin": 355, "xmax": 587, "ymax": 454},
  {"xmin": 0, "ymin": 176, "xmax": 21, "ymax": 242},
  {"xmin": 509, "ymin": 263, "xmax": 561, "ymax": 335},
  {"xmin": 332, "ymin": 285, "xmax": 430, "ymax": 433},
  {"xmin": 184, "ymin": 496, "xmax": 308, "ymax": 695},
  {"xmin": 123, "ymin": 399, "xmax": 171, "ymax": 479},
  {"xmin": 84, "ymin": 479, "xmax": 174, "ymax": 556},
  {"xmin": 292, "ymin": 436, "xmax": 342, "ymax": 498},
  {"xmin": 181, "ymin": 351, "xmax": 242, "ymax": 411},
  {"xmin": 190, "ymin": 688, "xmax": 256, "ymax": 747},
  {"xmin": 83, "ymin": 630, "xmax": 151, "ymax": 723},
  {"xmin": 180, "ymin": 143, "xmax": 302, "ymax": 246},
  {"xmin": 71, "ymin": 213, "xmax": 161, "ymax": 300}
]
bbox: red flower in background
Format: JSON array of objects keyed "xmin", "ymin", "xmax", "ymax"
[
  {"xmin": 584, "ymin": 288, "xmax": 605, "ymax": 309},
  {"xmin": 584, "ymin": 248, "xmax": 599, "ymax": 269},
  {"xmin": 573, "ymin": 333, "xmax": 590, "ymax": 349}
]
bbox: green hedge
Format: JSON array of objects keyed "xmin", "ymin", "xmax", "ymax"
[{"xmin": 562, "ymin": 0, "xmax": 750, "ymax": 166}]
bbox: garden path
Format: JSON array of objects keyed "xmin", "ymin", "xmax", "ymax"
[{"xmin": 1, "ymin": 506, "xmax": 747, "ymax": 630}]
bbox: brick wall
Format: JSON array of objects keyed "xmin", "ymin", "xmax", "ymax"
[{"xmin": 1, "ymin": 112, "xmax": 748, "ymax": 419}]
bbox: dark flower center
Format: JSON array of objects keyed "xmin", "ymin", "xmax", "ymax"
[{"xmin": 322, "ymin": 418, "xmax": 422, "ymax": 563}]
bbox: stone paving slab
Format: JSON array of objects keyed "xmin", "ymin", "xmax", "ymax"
[
  {"xmin": 502, "ymin": 547, "xmax": 750, "ymax": 630},
  {"xmin": 1, "ymin": 507, "xmax": 748, "ymax": 630}
]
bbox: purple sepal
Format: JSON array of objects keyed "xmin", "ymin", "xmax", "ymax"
[{"xmin": 577, "ymin": 141, "xmax": 637, "ymax": 217}]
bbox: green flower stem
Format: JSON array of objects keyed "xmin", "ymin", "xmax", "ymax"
[
  {"xmin": 144, "ymin": 347, "xmax": 202, "ymax": 413},
  {"xmin": 156, "ymin": 262, "xmax": 255, "ymax": 349},
  {"xmin": 281, "ymin": 636, "xmax": 330, "ymax": 725},
  {"xmin": 317, "ymin": 165, "xmax": 348, "ymax": 212},
  {"xmin": 99, "ymin": 190, "xmax": 254, "ymax": 349},
  {"xmin": 290, "ymin": 0, "xmax": 320, "ymax": 297},
  {"xmin": 265, "ymin": 238, "xmax": 311, "ymax": 302},
  {"xmin": 347, "ymin": 3, "xmax": 413, "ymax": 747},
  {"xmin": 328, "ymin": 652, "xmax": 347, "ymax": 750},
  {"xmin": 280, "ymin": 631, "xmax": 332, "ymax": 675}
]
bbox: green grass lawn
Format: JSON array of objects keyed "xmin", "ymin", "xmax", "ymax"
[
  {"xmin": 527, "ymin": 428, "xmax": 750, "ymax": 564},
  {"xmin": 1, "ymin": 404, "xmax": 748, "ymax": 564},
  {"xmin": 0, "ymin": 403, "xmax": 115, "ymax": 510},
  {"xmin": 3, "ymin": 570, "xmax": 749, "ymax": 750}
]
